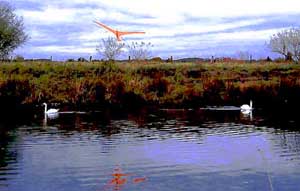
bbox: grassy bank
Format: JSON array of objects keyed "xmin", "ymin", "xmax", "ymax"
[{"xmin": 0, "ymin": 61, "xmax": 300, "ymax": 110}]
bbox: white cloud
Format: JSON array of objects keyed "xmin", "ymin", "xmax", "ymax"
[
  {"xmin": 17, "ymin": 6, "xmax": 91, "ymax": 24},
  {"xmin": 103, "ymin": 0, "xmax": 300, "ymax": 17},
  {"xmin": 213, "ymin": 28, "xmax": 288, "ymax": 41},
  {"xmin": 143, "ymin": 18, "xmax": 266, "ymax": 38},
  {"xmin": 29, "ymin": 30, "xmax": 47, "ymax": 40},
  {"xmin": 30, "ymin": 45, "xmax": 96, "ymax": 54},
  {"xmin": 17, "ymin": 0, "xmax": 300, "ymax": 26},
  {"xmin": 13, "ymin": 0, "xmax": 300, "ymax": 59}
]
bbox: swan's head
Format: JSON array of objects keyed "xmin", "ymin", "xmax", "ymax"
[{"xmin": 43, "ymin": 103, "xmax": 47, "ymax": 106}]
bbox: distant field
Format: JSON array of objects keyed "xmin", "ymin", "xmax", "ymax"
[{"xmin": 0, "ymin": 61, "xmax": 300, "ymax": 109}]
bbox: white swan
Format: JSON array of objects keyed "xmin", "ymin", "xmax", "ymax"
[
  {"xmin": 43, "ymin": 103, "xmax": 59, "ymax": 114},
  {"xmin": 240, "ymin": 100, "xmax": 253, "ymax": 112}
]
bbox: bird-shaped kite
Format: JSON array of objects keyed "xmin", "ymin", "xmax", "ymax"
[{"xmin": 94, "ymin": 21, "xmax": 145, "ymax": 41}]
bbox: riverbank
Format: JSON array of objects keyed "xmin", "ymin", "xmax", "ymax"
[{"xmin": 0, "ymin": 61, "xmax": 300, "ymax": 111}]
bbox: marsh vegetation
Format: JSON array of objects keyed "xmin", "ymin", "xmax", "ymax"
[{"xmin": 0, "ymin": 61, "xmax": 299, "ymax": 111}]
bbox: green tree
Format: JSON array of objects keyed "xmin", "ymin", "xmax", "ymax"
[{"xmin": 0, "ymin": 1, "xmax": 28, "ymax": 60}]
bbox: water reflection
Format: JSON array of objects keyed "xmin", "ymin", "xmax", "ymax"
[
  {"xmin": 0, "ymin": 108, "xmax": 299, "ymax": 191},
  {"xmin": 241, "ymin": 110, "xmax": 253, "ymax": 121},
  {"xmin": 0, "ymin": 123, "xmax": 19, "ymax": 190},
  {"xmin": 43, "ymin": 113, "xmax": 59, "ymax": 127},
  {"xmin": 102, "ymin": 165, "xmax": 146, "ymax": 191}
]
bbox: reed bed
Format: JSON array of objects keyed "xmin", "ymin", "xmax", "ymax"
[{"xmin": 0, "ymin": 61, "xmax": 299, "ymax": 109}]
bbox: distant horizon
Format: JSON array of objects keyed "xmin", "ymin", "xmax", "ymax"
[
  {"xmin": 13, "ymin": 54, "xmax": 282, "ymax": 62},
  {"xmin": 11, "ymin": 0, "xmax": 300, "ymax": 60}
]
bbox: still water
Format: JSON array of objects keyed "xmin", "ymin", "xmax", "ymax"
[{"xmin": 0, "ymin": 108, "xmax": 300, "ymax": 191}]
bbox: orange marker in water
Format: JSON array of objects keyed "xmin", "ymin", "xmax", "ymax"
[
  {"xmin": 104, "ymin": 166, "xmax": 131, "ymax": 190},
  {"xmin": 133, "ymin": 177, "xmax": 147, "ymax": 184},
  {"xmin": 102, "ymin": 166, "xmax": 147, "ymax": 191}
]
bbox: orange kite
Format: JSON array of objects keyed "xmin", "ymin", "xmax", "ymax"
[{"xmin": 94, "ymin": 21, "xmax": 145, "ymax": 41}]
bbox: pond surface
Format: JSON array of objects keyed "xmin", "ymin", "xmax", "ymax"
[{"xmin": 0, "ymin": 108, "xmax": 300, "ymax": 191}]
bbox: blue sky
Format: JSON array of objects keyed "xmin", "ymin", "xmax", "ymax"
[{"xmin": 11, "ymin": 0, "xmax": 300, "ymax": 60}]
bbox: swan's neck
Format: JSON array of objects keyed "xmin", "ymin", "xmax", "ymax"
[
  {"xmin": 44, "ymin": 104, "xmax": 47, "ymax": 113},
  {"xmin": 250, "ymin": 101, "xmax": 253, "ymax": 108}
]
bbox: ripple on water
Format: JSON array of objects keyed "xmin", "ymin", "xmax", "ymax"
[{"xmin": 0, "ymin": 110, "xmax": 300, "ymax": 191}]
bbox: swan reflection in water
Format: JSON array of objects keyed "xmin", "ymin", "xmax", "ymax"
[
  {"xmin": 241, "ymin": 108, "xmax": 253, "ymax": 121},
  {"xmin": 43, "ymin": 112, "xmax": 59, "ymax": 127},
  {"xmin": 240, "ymin": 100, "xmax": 253, "ymax": 120}
]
